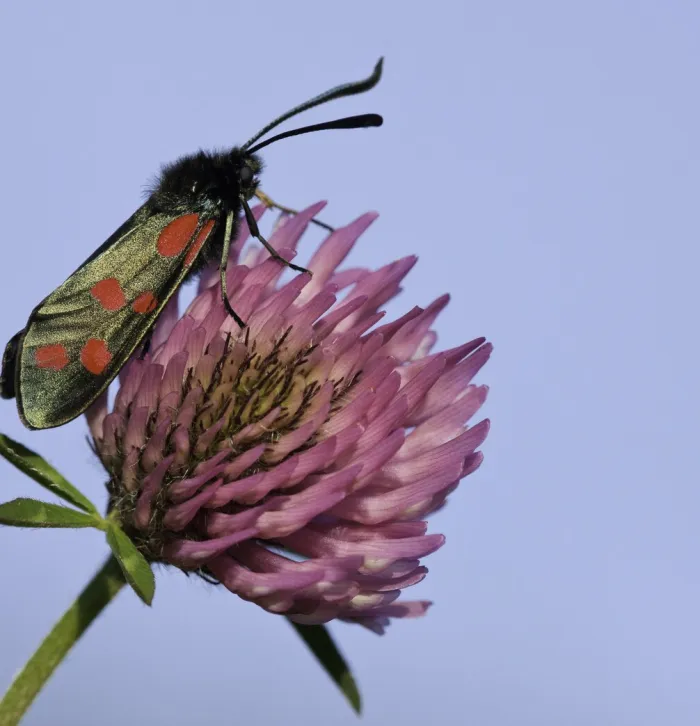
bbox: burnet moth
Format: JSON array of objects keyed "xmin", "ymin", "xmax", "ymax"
[{"xmin": 0, "ymin": 59, "xmax": 383, "ymax": 430}]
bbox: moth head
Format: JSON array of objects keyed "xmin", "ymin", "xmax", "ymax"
[{"xmin": 238, "ymin": 153, "xmax": 263, "ymax": 200}]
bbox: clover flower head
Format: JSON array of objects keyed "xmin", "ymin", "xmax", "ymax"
[{"xmin": 87, "ymin": 202, "xmax": 491, "ymax": 633}]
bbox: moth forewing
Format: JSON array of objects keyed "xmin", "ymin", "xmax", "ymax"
[
  {"xmin": 16, "ymin": 212, "xmax": 217, "ymax": 429},
  {"xmin": 1, "ymin": 58, "xmax": 384, "ymax": 429}
]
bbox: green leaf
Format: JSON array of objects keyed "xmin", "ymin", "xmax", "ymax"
[
  {"xmin": 0, "ymin": 498, "xmax": 102, "ymax": 528},
  {"xmin": 105, "ymin": 523, "xmax": 155, "ymax": 606},
  {"xmin": 0, "ymin": 433, "xmax": 98, "ymax": 514},
  {"xmin": 289, "ymin": 620, "xmax": 361, "ymax": 714}
]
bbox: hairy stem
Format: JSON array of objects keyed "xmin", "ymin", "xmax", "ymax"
[{"xmin": 0, "ymin": 556, "xmax": 125, "ymax": 726}]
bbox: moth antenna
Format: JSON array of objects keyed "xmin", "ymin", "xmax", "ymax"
[
  {"xmin": 242, "ymin": 58, "xmax": 383, "ymax": 150},
  {"xmin": 245, "ymin": 114, "xmax": 382, "ymax": 155}
]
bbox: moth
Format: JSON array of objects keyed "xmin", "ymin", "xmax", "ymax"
[{"xmin": 0, "ymin": 59, "xmax": 383, "ymax": 430}]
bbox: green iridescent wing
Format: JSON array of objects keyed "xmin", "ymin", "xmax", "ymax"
[{"xmin": 16, "ymin": 206, "xmax": 217, "ymax": 429}]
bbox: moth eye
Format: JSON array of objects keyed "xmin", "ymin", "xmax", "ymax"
[{"xmin": 240, "ymin": 165, "xmax": 253, "ymax": 184}]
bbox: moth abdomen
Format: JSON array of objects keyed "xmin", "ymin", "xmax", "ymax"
[{"xmin": 0, "ymin": 331, "xmax": 22, "ymax": 400}]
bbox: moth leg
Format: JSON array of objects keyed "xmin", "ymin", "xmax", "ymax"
[
  {"xmin": 0, "ymin": 330, "xmax": 22, "ymax": 400},
  {"xmin": 255, "ymin": 189, "xmax": 334, "ymax": 232},
  {"xmin": 138, "ymin": 330, "xmax": 153, "ymax": 360},
  {"xmin": 219, "ymin": 210, "xmax": 247, "ymax": 328},
  {"xmin": 241, "ymin": 197, "xmax": 311, "ymax": 275}
]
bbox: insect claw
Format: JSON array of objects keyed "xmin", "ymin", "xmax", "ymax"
[
  {"xmin": 223, "ymin": 297, "xmax": 247, "ymax": 328},
  {"xmin": 287, "ymin": 261, "xmax": 312, "ymax": 275},
  {"xmin": 268, "ymin": 253, "xmax": 312, "ymax": 276}
]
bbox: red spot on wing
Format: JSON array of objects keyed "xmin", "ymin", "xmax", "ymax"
[
  {"xmin": 132, "ymin": 291, "xmax": 158, "ymax": 314},
  {"xmin": 157, "ymin": 214, "xmax": 200, "ymax": 257},
  {"xmin": 35, "ymin": 344, "xmax": 69, "ymax": 370},
  {"xmin": 80, "ymin": 338, "xmax": 112, "ymax": 375},
  {"xmin": 184, "ymin": 219, "xmax": 216, "ymax": 267},
  {"xmin": 90, "ymin": 278, "xmax": 126, "ymax": 311}
]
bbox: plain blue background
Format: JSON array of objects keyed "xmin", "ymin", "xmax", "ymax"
[{"xmin": 1, "ymin": 1, "xmax": 698, "ymax": 724}]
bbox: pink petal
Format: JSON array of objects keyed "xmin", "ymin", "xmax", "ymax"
[
  {"xmin": 408, "ymin": 343, "xmax": 493, "ymax": 424},
  {"xmin": 123, "ymin": 406, "xmax": 149, "ymax": 452},
  {"xmin": 398, "ymin": 385, "xmax": 489, "ymax": 458},
  {"xmin": 141, "ymin": 418, "xmax": 171, "ymax": 473},
  {"xmin": 133, "ymin": 363, "xmax": 163, "ymax": 411},
  {"xmin": 299, "ymin": 212, "xmax": 379, "ymax": 302},
  {"xmin": 163, "ymin": 478, "xmax": 223, "ymax": 531},
  {"xmin": 256, "ymin": 465, "xmax": 362, "ymax": 538},
  {"xmin": 164, "ymin": 528, "xmax": 259, "ymax": 568},
  {"xmin": 85, "ymin": 391, "xmax": 108, "ymax": 442},
  {"xmin": 382, "ymin": 420, "xmax": 490, "ymax": 485},
  {"xmin": 280, "ymin": 526, "xmax": 445, "ymax": 573},
  {"xmin": 208, "ymin": 555, "xmax": 325, "ymax": 599},
  {"xmin": 114, "ymin": 359, "xmax": 147, "ymax": 415},
  {"xmin": 133, "ymin": 455, "xmax": 175, "ymax": 530}
]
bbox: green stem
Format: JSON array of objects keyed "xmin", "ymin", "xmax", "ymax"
[{"xmin": 0, "ymin": 556, "xmax": 126, "ymax": 726}]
